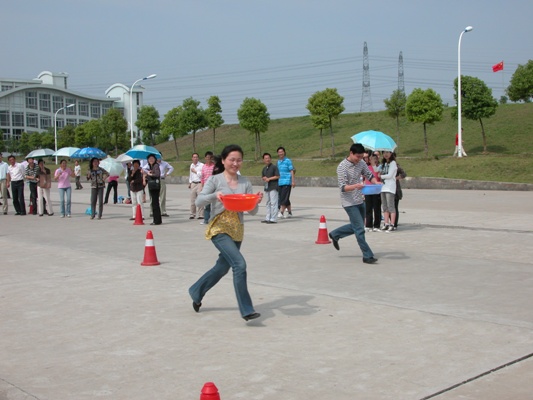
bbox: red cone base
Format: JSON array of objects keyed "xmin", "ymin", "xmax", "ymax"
[
  {"xmin": 141, "ymin": 230, "xmax": 160, "ymax": 266},
  {"xmin": 200, "ymin": 382, "xmax": 220, "ymax": 400},
  {"xmin": 315, "ymin": 215, "xmax": 332, "ymax": 244},
  {"xmin": 134, "ymin": 204, "xmax": 144, "ymax": 225}
]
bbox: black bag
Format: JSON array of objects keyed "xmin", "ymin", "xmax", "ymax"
[{"xmin": 147, "ymin": 177, "xmax": 160, "ymax": 191}]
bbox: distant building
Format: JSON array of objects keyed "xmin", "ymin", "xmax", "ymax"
[{"xmin": 0, "ymin": 71, "xmax": 147, "ymax": 143}]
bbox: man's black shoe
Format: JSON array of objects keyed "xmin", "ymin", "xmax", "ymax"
[
  {"xmin": 329, "ymin": 233, "xmax": 339, "ymax": 251},
  {"xmin": 363, "ymin": 257, "xmax": 378, "ymax": 264}
]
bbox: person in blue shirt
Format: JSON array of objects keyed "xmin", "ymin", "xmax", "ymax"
[{"xmin": 276, "ymin": 146, "xmax": 295, "ymax": 218}]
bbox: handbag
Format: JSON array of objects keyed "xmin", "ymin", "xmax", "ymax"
[{"xmin": 147, "ymin": 176, "xmax": 160, "ymax": 191}]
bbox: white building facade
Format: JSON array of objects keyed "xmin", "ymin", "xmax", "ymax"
[{"xmin": 0, "ymin": 71, "xmax": 147, "ymax": 143}]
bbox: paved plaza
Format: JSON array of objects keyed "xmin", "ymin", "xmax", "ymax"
[{"xmin": 1, "ymin": 184, "xmax": 533, "ymax": 399}]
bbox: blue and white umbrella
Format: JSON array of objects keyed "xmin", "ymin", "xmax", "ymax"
[
  {"xmin": 125, "ymin": 145, "xmax": 161, "ymax": 160},
  {"xmin": 351, "ymin": 130, "xmax": 397, "ymax": 152},
  {"xmin": 71, "ymin": 147, "xmax": 107, "ymax": 160},
  {"xmin": 53, "ymin": 147, "xmax": 80, "ymax": 157}
]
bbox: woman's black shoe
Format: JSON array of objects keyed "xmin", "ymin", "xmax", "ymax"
[
  {"xmin": 192, "ymin": 302, "xmax": 202, "ymax": 312},
  {"xmin": 243, "ymin": 312, "xmax": 261, "ymax": 321}
]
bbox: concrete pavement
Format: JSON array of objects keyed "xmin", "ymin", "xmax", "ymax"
[{"xmin": 1, "ymin": 184, "xmax": 532, "ymax": 399}]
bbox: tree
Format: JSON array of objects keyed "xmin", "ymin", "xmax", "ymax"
[
  {"xmin": 161, "ymin": 106, "xmax": 187, "ymax": 160},
  {"xmin": 507, "ymin": 59, "xmax": 533, "ymax": 103},
  {"xmin": 136, "ymin": 105, "xmax": 161, "ymax": 146},
  {"xmin": 181, "ymin": 97, "xmax": 208, "ymax": 154},
  {"xmin": 40, "ymin": 129, "xmax": 55, "ymax": 150},
  {"xmin": 406, "ymin": 88, "xmax": 444, "ymax": 158},
  {"xmin": 237, "ymin": 97, "xmax": 270, "ymax": 160},
  {"xmin": 57, "ymin": 125, "xmax": 76, "ymax": 148},
  {"xmin": 19, "ymin": 132, "xmax": 31, "ymax": 156},
  {"xmin": 453, "ymin": 75, "xmax": 498, "ymax": 153},
  {"xmin": 206, "ymin": 96, "xmax": 224, "ymax": 152},
  {"xmin": 384, "ymin": 89, "xmax": 407, "ymax": 149},
  {"xmin": 306, "ymin": 88, "xmax": 345, "ymax": 157},
  {"xmin": 101, "ymin": 108, "xmax": 128, "ymax": 155},
  {"xmin": 309, "ymin": 114, "xmax": 329, "ymax": 157},
  {"xmin": 28, "ymin": 131, "xmax": 42, "ymax": 150},
  {"xmin": 75, "ymin": 120, "xmax": 103, "ymax": 148},
  {"xmin": 0, "ymin": 131, "xmax": 5, "ymax": 152}
]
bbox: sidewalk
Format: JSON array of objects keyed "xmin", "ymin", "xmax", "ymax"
[{"xmin": 1, "ymin": 185, "xmax": 532, "ymax": 399}]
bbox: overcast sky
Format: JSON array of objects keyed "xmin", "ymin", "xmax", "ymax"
[{"xmin": 2, "ymin": 0, "xmax": 532, "ymax": 124}]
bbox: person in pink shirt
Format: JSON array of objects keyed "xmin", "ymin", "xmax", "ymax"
[
  {"xmin": 364, "ymin": 153, "xmax": 382, "ymax": 232},
  {"xmin": 54, "ymin": 159, "xmax": 75, "ymax": 218},
  {"xmin": 200, "ymin": 151, "xmax": 215, "ymax": 224},
  {"xmin": 104, "ymin": 175, "xmax": 119, "ymax": 204}
]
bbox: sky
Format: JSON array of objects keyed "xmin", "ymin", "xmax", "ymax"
[{"xmin": 2, "ymin": 0, "xmax": 532, "ymax": 124}]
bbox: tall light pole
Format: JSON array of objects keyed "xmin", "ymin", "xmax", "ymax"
[
  {"xmin": 129, "ymin": 74, "xmax": 157, "ymax": 147},
  {"xmin": 457, "ymin": 26, "xmax": 473, "ymax": 158},
  {"xmin": 54, "ymin": 103, "xmax": 75, "ymax": 164}
]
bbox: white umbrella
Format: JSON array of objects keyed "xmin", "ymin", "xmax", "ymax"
[
  {"xmin": 53, "ymin": 147, "xmax": 80, "ymax": 157},
  {"xmin": 116, "ymin": 153, "xmax": 133, "ymax": 163},
  {"xmin": 99, "ymin": 157, "xmax": 124, "ymax": 176},
  {"xmin": 26, "ymin": 148, "xmax": 55, "ymax": 159}
]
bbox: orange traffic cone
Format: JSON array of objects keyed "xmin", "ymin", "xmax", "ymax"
[
  {"xmin": 134, "ymin": 204, "xmax": 144, "ymax": 225},
  {"xmin": 141, "ymin": 230, "xmax": 160, "ymax": 266},
  {"xmin": 315, "ymin": 215, "xmax": 332, "ymax": 244},
  {"xmin": 200, "ymin": 382, "xmax": 220, "ymax": 400}
]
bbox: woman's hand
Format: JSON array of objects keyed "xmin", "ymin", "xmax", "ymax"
[
  {"xmin": 256, "ymin": 191, "xmax": 264, "ymax": 203},
  {"xmin": 216, "ymin": 191, "xmax": 224, "ymax": 202}
]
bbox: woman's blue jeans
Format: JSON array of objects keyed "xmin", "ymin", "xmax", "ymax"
[
  {"xmin": 58, "ymin": 187, "xmax": 71, "ymax": 216},
  {"xmin": 329, "ymin": 203, "xmax": 374, "ymax": 259},
  {"xmin": 189, "ymin": 233, "xmax": 255, "ymax": 317}
]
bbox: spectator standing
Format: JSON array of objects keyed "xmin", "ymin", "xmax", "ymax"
[
  {"xmin": 261, "ymin": 152, "xmax": 280, "ymax": 224},
  {"xmin": 188, "ymin": 153, "xmax": 204, "ymax": 220},
  {"xmin": 157, "ymin": 155, "xmax": 174, "ymax": 217},
  {"xmin": 200, "ymin": 151, "xmax": 215, "ymax": 225},
  {"xmin": 6, "ymin": 155, "xmax": 27, "ymax": 215},
  {"xmin": 74, "ymin": 160, "xmax": 83, "ymax": 189},
  {"xmin": 328, "ymin": 143, "xmax": 379, "ymax": 264},
  {"xmin": 276, "ymin": 146, "xmax": 295, "ymax": 219},
  {"xmin": 86, "ymin": 157, "xmax": 108, "ymax": 220},
  {"xmin": 144, "ymin": 154, "xmax": 162, "ymax": 225},
  {"xmin": 0, "ymin": 154, "xmax": 9, "ymax": 214},
  {"xmin": 394, "ymin": 162, "xmax": 407, "ymax": 229},
  {"xmin": 24, "ymin": 157, "xmax": 39, "ymax": 215},
  {"xmin": 364, "ymin": 153, "xmax": 382, "ymax": 232},
  {"xmin": 127, "ymin": 160, "xmax": 145, "ymax": 220},
  {"xmin": 54, "ymin": 159, "xmax": 75, "ymax": 218},
  {"xmin": 378, "ymin": 151, "xmax": 398, "ymax": 232},
  {"xmin": 104, "ymin": 175, "xmax": 119, "ymax": 204},
  {"xmin": 36, "ymin": 159, "xmax": 54, "ymax": 216}
]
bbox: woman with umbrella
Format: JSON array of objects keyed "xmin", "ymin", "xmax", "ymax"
[
  {"xmin": 144, "ymin": 154, "xmax": 162, "ymax": 225},
  {"xmin": 378, "ymin": 151, "xmax": 398, "ymax": 232},
  {"xmin": 86, "ymin": 157, "xmax": 108, "ymax": 220}
]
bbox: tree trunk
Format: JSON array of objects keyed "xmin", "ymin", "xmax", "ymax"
[
  {"xmin": 423, "ymin": 122, "xmax": 429, "ymax": 159},
  {"xmin": 212, "ymin": 128, "xmax": 216, "ymax": 152},
  {"xmin": 258, "ymin": 132, "xmax": 262, "ymax": 161},
  {"xmin": 192, "ymin": 131, "xmax": 196, "ymax": 154},
  {"xmin": 395, "ymin": 116, "xmax": 400, "ymax": 152},
  {"xmin": 329, "ymin": 116, "xmax": 335, "ymax": 157},
  {"xmin": 319, "ymin": 128, "xmax": 323, "ymax": 157},
  {"xmin": 479, "ymin": 117, "xmax": 487, "ymax": 153},
  {"xmin": 173, "ymin": 136, "xmax": 179, "ymax": 161}
]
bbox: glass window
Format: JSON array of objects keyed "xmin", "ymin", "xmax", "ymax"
[
  {"xmin": 27, "ymin": 113, "xmax": 38, "ymax": 128},
  {"xmin": 53, "ymin": 95, "xmax": 64, "ymax": 113},
  {"xmin": 2, "ymin": 84, "xmax": 13, "ymax": 91},
  {"xmin": 102, "ymin": 103, "xmax": 112, "ymax": 116},
  {"xmin": 56, "ymin": 119, "xmax": 65, "ymax": 129},
  {"xmin": 40, "ymin": 115, "xmax": 52, "ymax": 130},
  {"xmin": 12, "ymin": 112, "xmax": 24, "ymax": 127},
  {"xmin": 39, "ymin": 93, "xmax": 51, "ymax": 112},
  {"xmin": 0, "ymin": 110, "xmax": 10, "ymax": 127},
  {"xmin": 66, "ymin": 118, "xmax": 77, "ymax": 126},
  {"xmin": 79, "ymin": 102, "xmax": 89, "ymax": 116},
  {"xmin": 90, "ymin": 103, "xmax": 101, "ymax": 118},
  {"xmin": 26, "ymin": 91, "xmax": 37, "ymax": 109},
  {"xmin": 12, "ymin": 129, "xmax": 23, "ymax": 140},
  {"xmin": 66, "ymin": 99, "xmax": 76, "ymax": 114}
]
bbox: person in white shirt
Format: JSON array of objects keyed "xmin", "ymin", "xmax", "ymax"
[
  {"xmin": 6, "ymin": 155, "xmax": 27, "ymax": 215},
  {"xmin": 0, "ymin": 154, "xmax": 9, "ymax": 214},
  {"xmin": 74, "ymin": 160, "xmax": 83, "ymax": 190},
  {"xmin": 188, "ymin": 153, "xmax": 204, "ymax": 219},
  {"xmin": 157, "ymin": 153, "xmax": 174, "ymax": 217}
]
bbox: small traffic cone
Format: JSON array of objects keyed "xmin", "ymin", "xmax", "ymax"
[
  {"xmin": 315, "ymin": 215, "xmax": 332, "ymax": 244},
  {"xmin": 133, "ymin": 204, "xmax": 144, "ymax": 225},
  {"xmin": 200, "ymin": 382, "xmax": 220, "ymax": 400},
  {"xmin": 141, "ymin": 230, "xmax": 160, "ymax": 266}
]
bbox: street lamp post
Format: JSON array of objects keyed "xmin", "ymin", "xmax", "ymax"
[
  {"xmin": 54, "ymin": 103, "xmax": 75, "ymax": 164},
  {"xmin": 457, "ymin": 26, "xmax": 473, "ymax": 158},
  {"xmin": 129, "ymin": 74, "xmax": 157, "ymax": 147}
]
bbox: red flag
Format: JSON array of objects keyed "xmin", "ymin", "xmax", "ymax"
[{"xmin": 492, "ymin": 61, "xmax": 504, "ymax": 72}]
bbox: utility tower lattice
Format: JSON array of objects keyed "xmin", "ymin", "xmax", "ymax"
[
  {"xmin": 398, "ymin": 51, "xmax": 405, "ymax": 94},
  {"xmin": 360, "ymin": 42, "xmax": 373, "ymax": 112}
]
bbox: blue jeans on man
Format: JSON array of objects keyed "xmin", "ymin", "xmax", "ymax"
[
  {"xmin": 329, "ymin": 203, "xmax": 374, "ymax": 259},
  {"xmin": 189, "ymin": 233, "xmax": 255, "ymax": 317}
]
